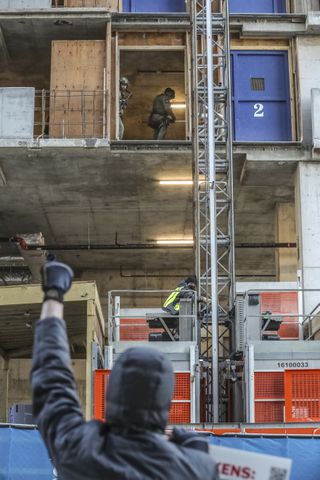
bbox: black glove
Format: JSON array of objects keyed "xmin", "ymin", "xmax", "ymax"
[
  {"xmin": 41, "ymin": 254, "xmax": 74, "ymax": 303},
  {"xmin": 170, "ymin": 428, "xmax": 210, "ymax": 453}
]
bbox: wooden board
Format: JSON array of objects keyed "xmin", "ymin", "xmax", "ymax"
[
  {"xmin": 118, "ymin": 32, "xmax": 186, "ymax": 47},
  {"xmin": 231, "ymin": 38, "xmax": 289, "ymax": 47},
  {"xmin": 50, "ymin": 40, "xmax": 106, "ymax": 138},
  {"xmin": 57, "ymin": 0, "xmax": 119, "ymax": 8}
]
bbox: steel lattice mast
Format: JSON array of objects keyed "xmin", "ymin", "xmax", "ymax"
[{"xmin": 192, "ymin": 0, "xmax": 235, "ymax": 422}]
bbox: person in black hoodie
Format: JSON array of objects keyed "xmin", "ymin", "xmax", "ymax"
[{"xmin": 31, "ymin": 257, "xmax": 219, "ymax": 480}]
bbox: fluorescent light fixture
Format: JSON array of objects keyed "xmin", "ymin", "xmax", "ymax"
[
  {"xmin": 171, "ymin": 103, "xmax": 186, "ymax": 109},
  {"xmin": 156, "ymin": 239, "xmax": 194, "ymax": 245},
  {"xmin": 159, "ymin": 180, "xmax": 193, "ymax": 186}
]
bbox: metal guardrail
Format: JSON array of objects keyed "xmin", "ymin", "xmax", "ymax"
[
  {"xmin": 244, "ymin": 288, "xmax": 320, "ymax": 342},
  {"xmin": 34, "ymin": 89, "xmax": 108, "ymax": 139},
  {"xmin": 107, "ymin": 289, "xmax": 198, "ymax": 344}
]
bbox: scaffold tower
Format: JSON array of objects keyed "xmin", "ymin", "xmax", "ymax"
[{"xmin": 192, "ymin": 0, "xmax": 235, "ymax": 422}]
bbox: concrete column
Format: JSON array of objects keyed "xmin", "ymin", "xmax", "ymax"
[
  {"xmin": 295, "ymin": 162, "xmax": 320, "ymax": 335},
  {"xmin": 275, "ymin": 203, "xmax": 297, "ymax": 281}
]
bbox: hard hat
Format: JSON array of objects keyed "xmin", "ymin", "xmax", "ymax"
[
  {"xmin": 164, "ymin": 87, "xmax": 175, "ymax": 99},
  {"xmin": 120, "ymin": 76, "xmax": 129, "ymax": 86}
]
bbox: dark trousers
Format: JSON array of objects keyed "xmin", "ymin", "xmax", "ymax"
[{"xmin": 149, "ymin": 114, "xmax": 169, "ymax": 140}]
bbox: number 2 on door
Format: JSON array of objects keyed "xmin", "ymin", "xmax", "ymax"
[{"xmin": 254, "ymin": 103, "xmax": 264, "ymax": 117}]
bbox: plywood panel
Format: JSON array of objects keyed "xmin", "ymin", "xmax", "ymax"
[
  {"xmin": 118, "ymin": 32, "xmax": 186, "ymax": 47},
  {"xmin": 62, "ymin": 0, "xmax": 118, "ymax": 8},
  {"xmin": 231, "ymin": 38, "xmax": 289, "ymax": 48},
  {"xmin": 50, "ymin": 40, "xmax": 106, "ymax": 138}
]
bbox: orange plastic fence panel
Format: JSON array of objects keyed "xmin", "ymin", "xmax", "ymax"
[
  {"xmin": 94, "ymin": 369, "xmax": 110, "ymax": 421},
  {"xmin": 255, "ymin": 401, "xmax": 285, "ymax": 423},
  {"xmin": 260, "ymin": 291, "xmax": 299, "ymax": 339},
  {"xmin": 120, "ymin": 318, "xmax": 162, "ymax": 341},
  {"xmin": 94, "ymin": 370, "xmax": 191, "ymax": 424},
  {"xmin": 174, "ymin": 373, "xmax": 191, "ymax": 400},
  {"xmin": 255, "ymin": 371, "xmax": 284, "ymax": 399},
  {"xmin": 169, "ymin": 402, "xmax": 191, "ymax": 424},
  {"xmin": 285, "ymin": 369, "xmax": 320, "ymax": 422},
  {"xmin": 254, "ymin": 371, "xmax": 285, "ymax": 422}
]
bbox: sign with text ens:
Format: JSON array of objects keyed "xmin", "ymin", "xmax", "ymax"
[{"xmin": 210, "ymin": 445, "xmax": 292, "ymax": 480}]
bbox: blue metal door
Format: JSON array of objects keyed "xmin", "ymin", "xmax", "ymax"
[
  {"xmin": 231, "ymin": 50, "xmax": 292, "ymax": 141},
  {"xmin": 122, "ymin": 0, "xmax": 186, "ymax": 12},
  {"xmin": 229, "ymin": 0, "xmax": 286, "ymax": 13}
]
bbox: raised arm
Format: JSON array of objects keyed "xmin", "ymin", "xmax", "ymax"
[{"xmin": 31, "ymin": 259, "xmax": 85, "ymax": 465}]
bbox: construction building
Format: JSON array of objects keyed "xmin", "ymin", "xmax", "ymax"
[{"xmin": 0, "ymin": 0, "xmax": 320, "ymax": 436}]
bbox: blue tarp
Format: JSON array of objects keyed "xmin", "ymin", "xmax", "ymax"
[
  {"xmin": 0, "ymin": 427, "xmax": 53, "ymax": 479},
  {"xmin": 1, "ymin": 426, "xmax": 320, "ymax": 479},
  {"xmin": 209, "ymin": 436, "xmax": 320, "ymax": 480}
]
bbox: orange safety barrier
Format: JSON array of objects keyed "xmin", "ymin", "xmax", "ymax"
[
  {"xmin": 120, "ymin": 318, "xmax": 162, "ymax": 341},
  {"xmin": 255, "ymin": 371, "xmax": 284, "ymax": 399},
  {"xmin": 94, "ymin": 369, "xmax": 111, "ymax": 420},
  {"xmin": 196, "ymin": 426, "xmax": 320, "ymax": 435},
  {"xmin": 254, "ymin": 372, "xmax": 285, "ymax": 423},
  {"xmin": 260, "ymin": 291, "xmax": 299, "ymax": 339},
  {"xmin": 285, "ymin": 369, "xmax": 320, "ymax": 422},
  {"xmin": 94, "ymin": 370, "xmax": 191, "ymax": 424}
]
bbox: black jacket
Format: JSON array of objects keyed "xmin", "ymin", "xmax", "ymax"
[{"xmin": 31, "ymin": 316, "xmax": 218, "ymax": 480}]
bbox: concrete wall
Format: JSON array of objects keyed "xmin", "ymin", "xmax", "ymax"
[
  {"xmin": 275, "ymin": 203, "xmax": 297, "ymax": 281},
  {"xmin": 296, "ymin": 37, "xmax": 320, "ymax": 147},
  {"xmin": 0, "ymin": 357, "xmax": 86, "ymax": 422},
  {"xmin": 295, "ymin": 162, "xmax": 320, "ymax": 334},
  {"xmin": 78, "ymin": 268, "xmax": 193, "ymax": 311}
]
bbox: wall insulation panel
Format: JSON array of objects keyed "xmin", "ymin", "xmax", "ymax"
[
  {"xmin": 2, "ymin": 0, "xmax": 51, "ymax": 7},
  {"xmin": 0, "ymin": 87, "xmax": 35, "ymax": 139},
  {"xmin": 50, "ymin": 40, "xmax": 106, "ymax": 138},
  {"xmin": 229, "ymin": 0, "xmax": 286, "ymax": 13},
  {"xmin": 231, "ymin": 50, "xmax": 292, "ymax": 141},
  {"xmin": 122, "ymin": 0, "xmax": 186, "ymax": 12}
]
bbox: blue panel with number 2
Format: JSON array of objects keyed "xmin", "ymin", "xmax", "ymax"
[
  {"xmin": 231, "ymin": 50, "xmax": 291, "ymax": 141},
  {"xmin": 122, "ymin": 0, "xmax": 186, "ymax": 12},
  {"xmin": 229, "ymin": 0, "xmax": 286, "ymax": 13}
]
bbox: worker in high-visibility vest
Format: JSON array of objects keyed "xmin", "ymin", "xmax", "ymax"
[{"xmin": 162, "ymin": 276, "xmax": 197, "ymax": 316}]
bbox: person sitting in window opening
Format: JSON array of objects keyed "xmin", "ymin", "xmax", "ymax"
[
  {"xmin": 31, "ymin": 257, "xmax": 219, "ymax": 480},
  {"xmin": 119, "ymin": 76, "xmax": 132, "ymax": 140},
  {"xmin": 148, "ymin": 87, "xmax": 176, "ymax": 140}
]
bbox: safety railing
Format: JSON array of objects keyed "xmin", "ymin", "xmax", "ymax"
[
  {"xmin": 243, "ymin": 288, "xmax": 320, "ymax": 343},
  {"xmin": 107, "ymin": 289, "xmax": 198, "ymax": 344},
  {"xmin": 34, "ymin": 89, "xmax": 108, "ymax": 139},
  {"xmin": 302, "ymin": 302, "xmax": 320, "ymax": 340}
]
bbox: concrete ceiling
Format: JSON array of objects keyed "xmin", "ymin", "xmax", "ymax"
[
  {"xmin": 0, "ymin": 300, "xmax": 87, "ymax": 357},
  {"xmin": 0, "ymin": 144, "xmax": 194, "ymax": 270},
  {"xmin": 0, "ymin": 142, "xmax": 298, "ymax": 277}
]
